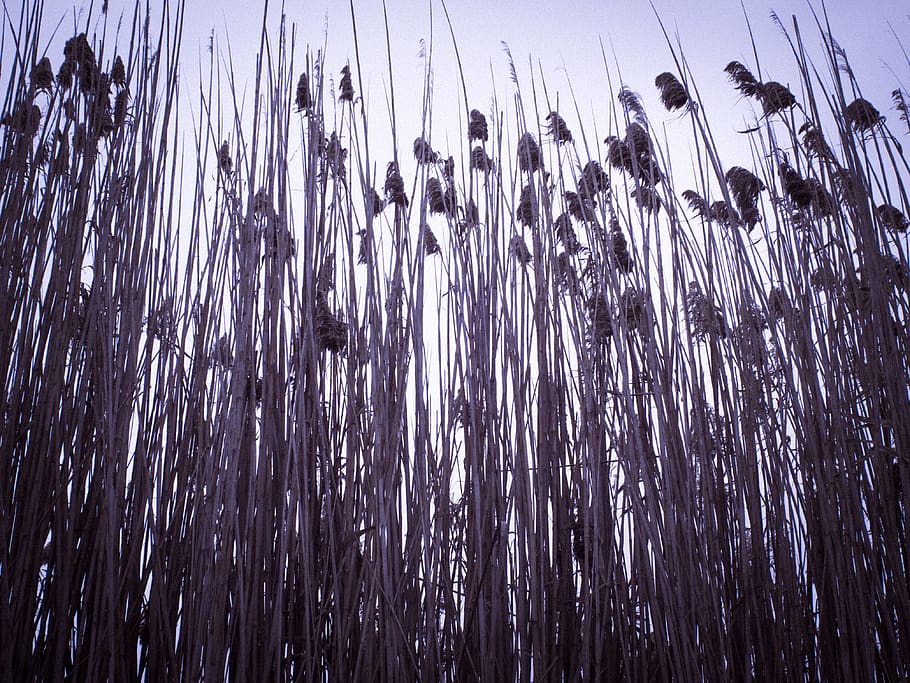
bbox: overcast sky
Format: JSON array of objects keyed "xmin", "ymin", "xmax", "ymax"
[{"xmin": 27, "ymin": 0, "xmax": 910, "ymax": 192}]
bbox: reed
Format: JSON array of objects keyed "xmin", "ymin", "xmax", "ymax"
[{"xmin": 1, "ymin": 1, "xmax": 908, "ymax": 680}]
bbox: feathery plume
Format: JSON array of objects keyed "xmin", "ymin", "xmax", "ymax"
[
  {"xmin": 724, "ymin": 60, "xmax": 761, "ymax": 98},
  {"xmin": 609, "ymin": 221, "xmax": 633, "ymax": 273},
  {"xmin": 687, "ymin": 282, "xmax": 726, "ymax": 340},
  {"xmin": 579, "ymin": 160, "xmax": 609, "ymax": 196},
  {"xmin": 555, "ymin": 213, "xmax": 583, "ymax": 255},
  {"xmin": 618, "ymin": 86, "xmax": 648, "ymax": 125},
  {"xmin": 759, "ymin": 81, "xmax": 796, "ymax": 115},
  {"xmin": 516, "ymin": 184, "xmax": 537, "ymax": 226},
  {"xmin": 587, "ymin": 294, "xmax": 613, "ymax": 344},
  {"xmin": 469, "ymin": 109, "xmax": 489, "ymax": 142},
  {"xmin": 546, "ymin": 111, "xmax": 573, "ymax": 144},
  {"xmin": 30, "ymin": 57, "xmax": 54, "ymax": 93},
  {"xmin": 384, "ymin": 162, "xmax": 408, "ymax": 206},
  {"xmin": 845, "ymin": 98, "xmax": 881, "ymax": 132},
  {"xmin": 110, "ymin": 56, "xmax": 126, "ymax": 88},
  {"xmin": 682, "ymin": 190, "xmax": 710, "ymax": 218},
  {"xmin": 471, "ymin": 146, "xmax": 494, "ymax": 173},
  {"xmin": 339, "ymin": 64, "xmax": 354, "ymax": 102},
  {"xmin": 295, "ymin": 72, "xmax": 310, "ymax": 112},
  {"xmin": 413, "ymin": 137, "xmax": 437, "ymax": 164},
  {"xmin": 517, "ymin": 132, "xmax": 542, "ymax": 173},
  {"xmin": 605, "ymin": 136, "xmax": 633, "ymax": 172},
  {"xmin": 422, "ymin": 226, "xmax": 440, "ymax": 255},
  {"xmin": 725, "ymin": 166, "xmax": 765, "ymax": 229},
  {"xmin": 631, "ymin": 185, "xmax": 661, "ymax": 213},
  {"xmin": 893, "ymin": 89, "xmax": 910, "ymax": 132},
  {"xmin": 509, "ymin": 234, "xmax": 532, "ymax": 265},
  {"xmin": 877, "ymin": 204, "xmax": 908, "ymax": 232},
  {"xmin": 315, "ymin": 298, "xmax": 348, "ymax": 353},
  {"xmin": 654, "ymin": 72, "xmax": 689, "ymax": 111},
  {"xmin": 565, "ymin": 191, "xmax": 596, "ymax": 222}
]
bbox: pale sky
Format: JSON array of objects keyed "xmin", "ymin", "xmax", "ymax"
[
  {"xmin": 32, "ymin": 1, "xmax": 910, "ymax": 120},
  {"xmin": 22, "ymin": 0, "xmax": 910, "ymax": 193}
]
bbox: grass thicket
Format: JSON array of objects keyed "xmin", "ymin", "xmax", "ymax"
[{"xmin": 2, "ymin": 0, "xmax": 909, "ymax": 680}]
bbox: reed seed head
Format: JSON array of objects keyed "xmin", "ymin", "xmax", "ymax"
[
  {"xmin": 624, "ymin": 122, "xmax": 652, "ymax": 161},
  {"xmin": 509, "ymin": 234, "xmax": 532, "ymax": 266},
  {"xmin": 631, "ymin": 185, "xmax": 661, "ymax": 213},
  {"xmin": 384, "ymin": 162, "xmax": 408, "ymax": 206},
  {"xmin": 1, "ymin": 101, "xmax": 41, "ymax": 139},
  {"xmin": 565, "ymin": 191, "xmax": 596, "ymax": 222},
  {"xmin": 811, "ymin": 264, "xmax": 838, "ymax": 292},
  {"xmin": 218, "ymin": 141, "xmax": 232, "ymax": 175},
  {"xmin": 111, "ymin": 56, "xmax": 126, "ymax": 88},
  {"xmin": 315, "ymin": 298, "xmax": 348, "ymax": 353},
  {"xmin": 845, "ymin": 97, "xmax": 881, "ymax": 132},
  {"xmin": 687, "ymin": 282, "xmax": 726, "ymax": 340},
  {"xmin": 555, "ymin": 251, "xmax": 579, "ymax": 294},
  {"xmin": 546, "ymin": 111, "xmax": 573, "ymax": 144},
  {"xmin": 620, "ymin": 287, "xmax": 647, "ymax": 331},
  {"xmin": 893, "ymin": 89, "xmax": 909, "ymax": 128},
  {"xmin": 767, "ymin": 286, "xmax": 793, "ymax": 323},
  {"xmin": 470, "ymin": 146, "xmax": 494, "ymax": 173},
  {"xmin": 368, "ymin": 188, "xmax": 384, "ymax": 217},
  {"xmin": 654, "ymin": 71, "xmax": 689, "ymax": 111},
  {"xmin": 295, "ymin": 72, "xmax": 310, "ymax": 112},
  {"xmin": 517, "ymin": 132, "xmax": 541, "ymax": 173},
  {"xmin": 30, "ymin": 57, "xmax": 55, "ymax": 93},
  {"xmin": 413, "ymin": 137, "xmax": 437, "ymax": 164},
  {"xmin": 459, "ymin": 199, "xmax": 480, "ymax": 235},
  {"xmin": 759, "ymin": 81, "xmax": 796, "ymax": 115},
  {"xmin": 724, "ymin": 60, "xmax": 761, "ymax": 98},
  {"xmin": 587, "ymin": 293, "xmax": 613, "ymax": 344},
  {"xmin": 516, "ymin": 185, "xmax": 537, "ymax": 226},
  {"xmin": 682, "ymin": 189, "xmax": 709, "ymax": 218},
  {"xmin": 555, "ymin": 213, "xmax": 583, "ymax": 255},
  {"xmin": 426, "ymin": 177, "xmax": 446, "ymax": 214},
  {"xmin": 442, "ymin": 155, "xmax": 455, "ymax": 181},
  {"xmin": 877, "ymin": 203, "xmax": 907, "ymax": 232},
  {"xmin": 799, "ymin": 122, "xmax": 835, "ymax": 161},
  {"xmin": 323, "ymin": 132, "xmax": 348, "ymax": 181},
  {"xmin": 468, "ymin": 109, "xmax": 488, "ymax": 142},
  {"xmin": 725, "ymin": 166, "xmax": 764, "ymax": 229},
  {"xmin": 422, "ymin": 225, "xmax": 441, "ymax": 255},
  {"xmin": 605, "ymin": 136, "xmax": 633, "ymax": 172},
  {"xmin": 339, "ymin": 64, "xmax": 354, "ymax": 102},
  {"xmin": 618, "ymin": 86, "xmax": 648, "ymax": 125},
  {"xmin": 610, "ymin": 221, "xmax": 633, "ymax": 273},
  {"xmin": 580, "ymin": 160, "xmax": 609, "ymax": 196},
  {"xmin": 57, "ymin": 59, "xmax": 75, "ymax": 90},
  {"xmin": 113, "ymin": 90, "xmax": 129, "ymax": 127}
]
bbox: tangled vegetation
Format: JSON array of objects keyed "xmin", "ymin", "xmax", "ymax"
[{"xmin": 2, "ymin": 1, "xmax": 909, "ymax": 680}]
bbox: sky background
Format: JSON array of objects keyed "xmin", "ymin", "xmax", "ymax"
[
  {"xmin": 20, "ymin": 1, "xmax": 908, "ymax": 301},
  {"xmin": 31, "ymin": 0, "xmax": 910, "ymax": 153}
]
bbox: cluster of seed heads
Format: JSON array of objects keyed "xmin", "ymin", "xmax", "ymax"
[
  {"xmin": 315, "ymin": 297, "xmax": 347, "ymax": 354},
  {"xmin": 509, "ymin": 235, "xmax": 532, "ymax": 266},
  {"xmin": 654, "ymin": 72, "xmax": 690, "ymax": 111},
  {"xmin": 384, "ymin": 162, "xmax": 407, "ymax": 207},
  {"xmin": 686, "ymin": 282, "xmax": 727, "ymax": 341},
  {"xmin": 295, "ymin": 72, "xmax": 310, "ymax": 112},
  {"xmin": 546, "ymin": 111, "xmax": 573, "ymax": 144},
  {"xmin": 469, "ymin": 109, "xmax": 488, "ymax": 142},
  {"xmin": 516, "ymin": 185, "xmax": 537, "ymax": 227},
  {"xmin": 725, "ymin": 166, "xmax": 765, "ymax": 230},
  {"xmin": 339, "ymin": 65, "xmax": 354, "ymax": 102},
  {"xmin": 723, "ymin": 61, "xmax": 796, "ymax": 116},
  {"xmin": 517, "ymin": 133, "xmax": 542, "ymax": 173}
]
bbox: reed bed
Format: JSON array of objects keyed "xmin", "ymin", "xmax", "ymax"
[{"xmin": 2, "ymin": 1, "xmax": 909, "ymax": 680}]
